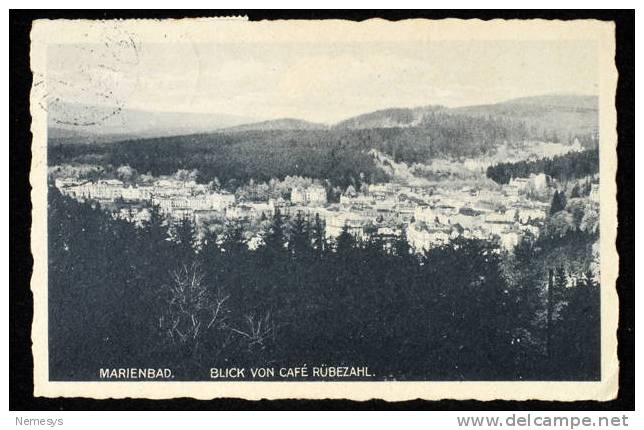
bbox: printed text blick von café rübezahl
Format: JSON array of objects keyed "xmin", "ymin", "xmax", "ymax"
[{"xmin": 99, "ymin": 366, "xmax": 374, "ymax": 379}]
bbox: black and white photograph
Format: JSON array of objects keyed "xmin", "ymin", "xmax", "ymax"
[{"xmin": 20, "ymin": 14, "xmax": 627, "ymax": 403}]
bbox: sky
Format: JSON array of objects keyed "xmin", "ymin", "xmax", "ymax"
[{"xmin": 47, "ymin": 38, "xmax": 599, "ymax": 124}]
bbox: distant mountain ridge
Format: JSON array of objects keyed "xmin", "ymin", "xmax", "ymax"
[
  {"xmin": 206, "ymin": 95, "xmax": 597, "ymax": 133},
  {"xmin": 496, "ymin": 94, "xmax": 598, "ymax": 109},
  {"xmin": 47, "ymin": 102, "xmax": 257, "ymax": 144},
  {"xmin": 221, "ymin": 118, "xmax": 327, "ymax": 133},
  {"xmin": 49, "ymin": 94, "xmax": 598, "ymax": 144}
]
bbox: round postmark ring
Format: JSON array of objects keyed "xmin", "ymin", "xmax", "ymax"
[{"xmin": 41, "ymin": 22, "xmax": 141, "ymax": 129}]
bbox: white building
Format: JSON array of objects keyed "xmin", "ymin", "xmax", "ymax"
[
  {"xmin": 508, "ymin": 177, "xmax": 529, "ymax": 194},
  {"xmin": 290, "ymin": 187, "xmax": 306, "ymax": 204},
  {"xmin": 406, "ymin": 222, "xmax": 450, "ymax": 252},
  {"xmin": 203, "ymin": 192, "xmax": 236, "ymax": 209},
  {"xmin": 530, "ymin": 173, "xmax": 550, "ymax": 193},
  {"xmin": 325, "ymin": 213, "xmax": 368, "ymax": 240},
  {"xmin": 65, "ymin": 179, "xmax": 126, "ymax": 201},
  {"xmin": 121, "ymin": 185, "xmax": 153, "ymax": 201},
  {"xmin": 307, "ymin": 185, "xmax": 327, "ymax": 205},
  {"xmin": 499, "ymin": 230, "xmax": 521, "ymax": 251},
  {"xmin": 54, "ymin": 177, "xmax": 80, "ymax": 189},
  {"xmin": 291, "ymin": 185, "xmax": 327, "ymax": 206}
]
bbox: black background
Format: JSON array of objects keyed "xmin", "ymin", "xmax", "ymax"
[{"xmin": 9, "ymin": 9, "xmax": 635, "ymax": 411}]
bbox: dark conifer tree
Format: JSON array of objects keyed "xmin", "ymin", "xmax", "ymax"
[
  {"xmin": 261, "ymin": 208, "xmax": 287, "ymax": 261},
  {"xmin": 221, "ymin": 221, "xmax": 247, "ymax": 257},
  {"xmin": 141, "ymin": 204, "xmax": 169, "ymax": 247},
  {"xmin": 551, "ymin": 270, "xmax": 600, "ymax": 379},
  {"xmin": 334, "ymin": 224, "xmax": 356, "ymax": 256},
  {"xmin": 173, "ymin": 216, "xmax": 197, "ymax": 262},
  {"xmin": 549, "ymin": 190, "xmax": 567, "ymax": 215},
  {"xmin": 288, "ymin": 211, "xmax": 310, "ymax": 258},
  {"xmin": 137, "ymin": 204, "xmax": 172, "ymax": 312},
  {"xmin": 199, "ymin": 229, "xmax": 220, "ymax": 262},
  {"xmin": 310, "ymin": 213, "xmax": 326, "ymax": 258},
  {"xmin": 198, "ymin": 228, "xmax": 221, "ymax": 294}
]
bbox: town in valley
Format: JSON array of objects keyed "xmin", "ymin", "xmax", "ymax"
[{"xmin": 51, "ymin": 139, "xmax": 599, "ymax": 256}]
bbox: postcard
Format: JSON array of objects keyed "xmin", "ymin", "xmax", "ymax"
[{"xmin": 29, "ymin": 17, "xmax": 618, "ymax": 400}]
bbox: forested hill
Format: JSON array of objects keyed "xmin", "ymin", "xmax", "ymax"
[
  {"xmin": 334, "ymin": 106, "xmax": 445, "ymax": 129},
  {"xmin": 450, "ymin": 95, "xmax": 598, "ymax": 139},
  {"xmin": 48, "ymin": 94, "xmax": 598, "ymax": 188},
  {"xmin": 333, "ymin": 95, "xmax": 597, "ymax": 137},
  {"xmin": 47, "ymin": 118, "xmax": 530, "ymax": 189}
]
